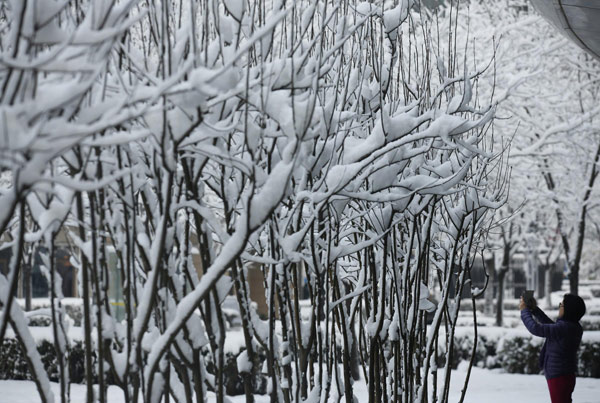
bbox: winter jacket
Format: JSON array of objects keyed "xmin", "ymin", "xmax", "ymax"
[{"xmin": 520, "ymin": 307, "xmax": 583, "ymax": 379}]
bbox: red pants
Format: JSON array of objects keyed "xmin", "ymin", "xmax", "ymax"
[{"xmin": 547, "ymin": 374, "xmax": 576, "ymax": 403}]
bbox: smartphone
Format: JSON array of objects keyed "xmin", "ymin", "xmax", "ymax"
[{"xmin": 522, "ymin": 290, "xmax": 535, "ymax": 308}]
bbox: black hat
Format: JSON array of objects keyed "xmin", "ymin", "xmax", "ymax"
[{"xmin": 562, "ymin": 294, "xmax": 586, "ymax": 322}]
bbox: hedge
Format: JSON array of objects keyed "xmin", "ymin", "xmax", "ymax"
[
  {"xmin": 0, "ymin": 339, "xmax": 88, "ymax": 383},
  {"xmin": 0, "ymin": 337, "xmax": 267, "ymax": 395},
  {"xmin": 497, "ymin": 336, "xmax": 543, "ymax": 374},
  {"xmin": 1, "ymin": 331, "xmax": 599, "ymax": 395},
  {"xmin": 438, "ymin": 334, "xmax": 499, "ymax": 370},
  {"xmin": 442, "ymin": 334, "xmax": 600, "ymax": 378}
]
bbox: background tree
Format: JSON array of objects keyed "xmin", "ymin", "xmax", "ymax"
[{"xmin": 452, "ymin": 0, "xmax": 600, "ymax": 306}]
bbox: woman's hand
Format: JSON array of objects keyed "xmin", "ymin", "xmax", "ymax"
[
  {"xmin": 519, "ymin": 296, "xmax": 537, "ymax": 310},
  {"xmin": 519, "ymin": 297, "xmax": 527, "ymax": 311}
]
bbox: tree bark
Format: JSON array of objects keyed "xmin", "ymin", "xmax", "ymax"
[
  {"xmin": 545, "ymin": 266, "xmax": 552, "ymax": 308},
  {"xmin": 23, "ymin": 262, "xmax": 31, "ymax": 312},
  {"xmin": 484, "ymin": 259, "xmax": 494, "ymax": 316},
  {"xmin": 495, "ymin": 268, "xmax": 507, "ymax": 327},
  {"xmin": 496, "ymin": 241, "xmax": 511, "ymax": 327}
]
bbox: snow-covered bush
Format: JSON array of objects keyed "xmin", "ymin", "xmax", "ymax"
[
  {"xmin": 0, "ymin": 0, "xmax": 507, "ymax": 402},
  {"xmin": 437, "ymin": 334, "xmax": 497, "ymax": 370},
  {"xmin": 0, "ymin": 339, "xmax": 30, "ymax": 381},
  {"xmin": 447, "ymin": 330, "xmax": 600, "ymax": 378},
  {"xmin": 27, "ymin": 316, "xmax": 52, "ymax": 327},
  {"xmin": 578, "ymin": 341, "xmax": 600, "ymax": 378},
  {"xmin": 497, "ymin": 336, "xmax": 543, "ymax": 374},
  {"xmin": 497, "ymin": 336, "xmax": 600, "ymax": 378},
  {"xmin": 581, "ymin": 317, "xmax": 600, "ymax": 331},
  {"xmin": 0, "ymin": 339, "xmax": 88, "ymax": 383},
  {"xmin": 0, "ymin": 336, "xmax": 270, "ymax": 394},
  {"xmin": 202, "ymin": 348, "xmax": 268, "ymax": 396},
  {"xmin": 23, "ymin": 303, "xmax": 83, "ymax": 327}
]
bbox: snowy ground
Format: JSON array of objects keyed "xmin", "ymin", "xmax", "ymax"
[
  {"xmin": 3, "ymin": 366, "xmax": 600, "ymax": 403},
  {"xmin": 5, "ymin": 284, "xmax": 599, "ymax": 401}
]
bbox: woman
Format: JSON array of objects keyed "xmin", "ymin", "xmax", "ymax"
[{"xmin": 520, "ymin": 293, "xmax": 586, "ymax": 403}]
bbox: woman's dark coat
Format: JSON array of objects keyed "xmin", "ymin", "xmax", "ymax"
[{"xmin": 521, "ymin": 307, "xmax": 583, "ymax": 379}]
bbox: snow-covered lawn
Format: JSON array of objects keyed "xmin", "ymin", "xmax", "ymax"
[
  {"xmin": 3, "ymin": 366, "xmax": 600, "ymax": 403},
  {"xmin": 444, "ymin": 365, "xmax": 600, "ymax": 403}
]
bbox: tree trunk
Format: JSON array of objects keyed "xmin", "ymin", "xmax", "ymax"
[
  {"xmin": 23, "ymin": 263, "xmax": 31, "ymax": 312},
  {"xmin": 496, "ymin": 244, "xmax": 510, "ymax": 327},
  {"xmin": 484, "ymin": 260, "xmax": 494, "ymax": 316},
  {"xmin": 545, "ymin": 266, "xmax": 552, "ymax": 308},
  {"xmin": 495, "ymin": 270, "xmax": 506, "ymax": 327},
  {"xmin": 350, "ymin": 330, "xmax": 361, "ymax": 381},
  {"xmin": 545, "ymin": 141, "xmax": 600, "ymax": 297},
  {"xmin": 569, "ymin": 271, "xmax": 579, "ymax": 296}
]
